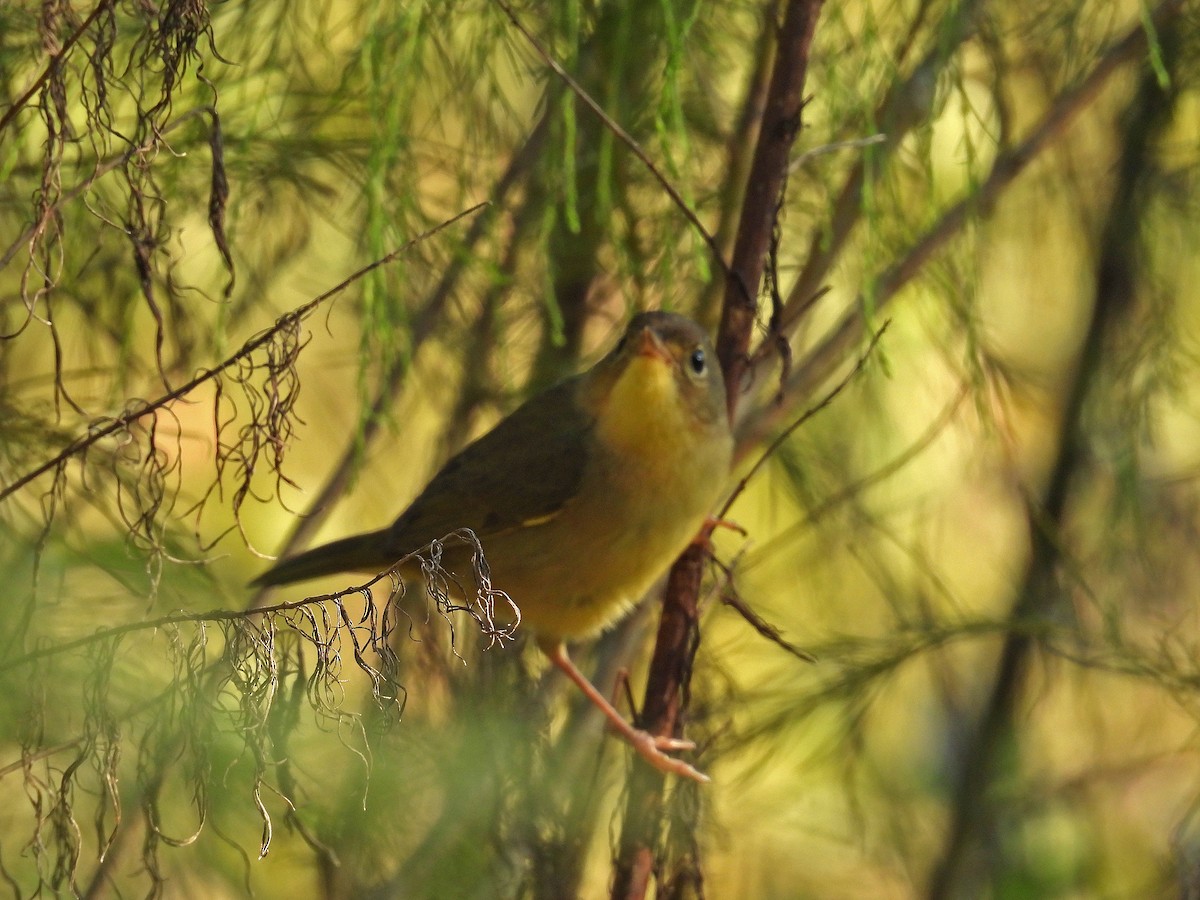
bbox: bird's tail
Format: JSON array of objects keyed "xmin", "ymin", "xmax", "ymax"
[{"xmin": 250, "ymin": 529, "xmax": 393, "ymax": 588}]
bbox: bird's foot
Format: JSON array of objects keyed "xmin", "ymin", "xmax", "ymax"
[
  {"xmin": 626, "ymin": 728, "xmax": 709, "ymax": 783},
  {"xmin": 542, "ymin": 640, "xmax": 710, "ymax": 784}
]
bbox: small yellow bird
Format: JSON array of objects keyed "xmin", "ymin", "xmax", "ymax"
[{"xmin": 253, "ymin": 311, "xmax": 733, "ymax": 781}]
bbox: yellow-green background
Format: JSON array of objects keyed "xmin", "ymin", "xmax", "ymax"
[{"xmin": 1, "ymin": 0, "xmax": 1198, "ymax": 896}]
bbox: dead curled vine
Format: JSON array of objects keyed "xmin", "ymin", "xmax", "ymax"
[
  {"xmin": 5, "ymin": 11, "xmax": 481, "ymax": 874},
  {"xmin": 3, "ymin": 0, "xmax": 232, "ymax": 627},
  {"xmin": 0, "ymin": 203, "xmax": 487, "ymax": 514},
  {"xmin": 2, "ymin": 10, "xmax": 484, "ymax": 882},
  {"xmin": 0, "ymin": 530, "xmax": 517, "ymax": 896},
  {"xmin": 6, "ymin": 0, "xmax": 226, "ymax": 397}
]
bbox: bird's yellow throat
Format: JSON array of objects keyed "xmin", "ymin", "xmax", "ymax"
[{"xmin": 596, "ymin": 354, "xmax": 696, "ymax": 467}]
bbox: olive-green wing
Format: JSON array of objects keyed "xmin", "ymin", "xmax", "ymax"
[{"xmin": 383, "ymin": 377, "xmax": 594, "ymax": 552}]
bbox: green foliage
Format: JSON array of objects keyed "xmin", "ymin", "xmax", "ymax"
[{"xmin": 2, "ymin": 0, "xmax": 1200, "ymax": 897}]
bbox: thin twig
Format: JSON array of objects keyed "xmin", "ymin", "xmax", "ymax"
[
  {"xmin": 787, "ymin": 133, "xmax": 887, "ymax": 171},
  {"xmin": 747, "ymin": 383, "xmax": 970, "ymax": 565},
  {"xmin": 0, "ymin": 204, "xmax": 487, "ymax": 506},
  {"xmin": 247, "ymin": 116, "xmax": 549, "ymax": 609},
  {"xmin": 489, "ymin": 0, "xmax": 747, "ymax": 304},
  {"xmin": 714, "ymin": 556, "xmax": 816, "ymax": 663},
  {"xmin": 719, "ymin": 320, "xmax": 889, "ymax": 520},
  {"xmin": 0, "ymin": 579, "xmax": 373, "ymax": 677},
  {"xmin": 0, "ymin": 0, "xmax": 117, "ymax": 135}
]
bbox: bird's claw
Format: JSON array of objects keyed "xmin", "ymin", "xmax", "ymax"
[
  {"xmin": 628, "ymin": 728, "xmax": 709, "ymax": 784},
  {"xmin": 544, "ymin": 641, "xmax": 711, "ymax": 783},
  {"xmin": 650, "ymin": 733, "xmax": 695, "ymax": 753}
]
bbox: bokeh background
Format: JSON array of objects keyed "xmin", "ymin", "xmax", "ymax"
[{"xmin": 2, "ymin": 0, "xmax": 1199, "ymax": 897}]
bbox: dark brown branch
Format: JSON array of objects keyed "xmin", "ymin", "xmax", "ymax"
[
  {"xmin": 715, "ymin": 0, "xmax": 824, "ymax": 416},
  {"xmin": 611, "ymin": 2, "xmax": 825, "ymax": 898},
  {"xmin": 698, "ymin": 6, "xmax": 780, "ymax": 322}
]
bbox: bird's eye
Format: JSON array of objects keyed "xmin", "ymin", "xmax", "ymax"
[{"xmin": 689, "ymin": 347, "xmax": 707, "ymax": 375}]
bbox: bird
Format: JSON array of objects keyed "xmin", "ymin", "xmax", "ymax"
[{"xmin": 252, "ymin": 311, "xmax": 733, "ymax": 781}]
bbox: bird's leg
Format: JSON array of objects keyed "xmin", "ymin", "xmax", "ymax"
[
  {"xmin": 539, "ymin": 639, "xmax": 710, "ymax": 784},
  {"xmin": 697, "ymin": 516, "xmax": 747, "ymax": 541},
  {"xmin": 705, "ymin": 516, "xmax": 746, "ymax": 536}
]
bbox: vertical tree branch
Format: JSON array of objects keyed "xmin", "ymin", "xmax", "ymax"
[
  {"xmin": 611, "ymin": 2, "xmax": 824, "ymax": 896},
  {"xmin": 715, "ymin": 0, "xmax": 824, "ymax": 414},
  {"xmin": 926, "ymin": 31, "xmax": 1179, "ymax": 898}
]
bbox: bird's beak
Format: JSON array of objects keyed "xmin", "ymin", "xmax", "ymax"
[{"xmin": 634, "ymin": 327, "xmax": 673, "ymax": 365}]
